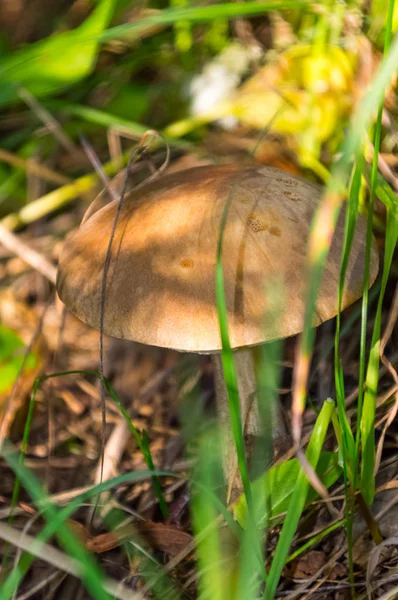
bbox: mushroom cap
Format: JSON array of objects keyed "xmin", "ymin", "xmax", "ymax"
[{"xmin": 57, "ymin": 164, "xmax": 379, "ymax": 353}]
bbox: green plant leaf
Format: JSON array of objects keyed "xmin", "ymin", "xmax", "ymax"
[
  {"xmin": 0, "ymin": 0, "xmax": 117, "ymax": 107},
  {"xmin": 234, "ymin": 450, "xmax": 341, "ymax": 529},
  {"xmin": 373, "ymin": 170, "xmax": 398, "ymax": 214},
  {"xmin": 264, "ymin": 399, "xmax": 336, "ymax": 599},
  {"xmin": 103, "ymin": 83, "xmax": 149, "ymax": 122},
  {"xmin": 0, "ymin": 324, "xmax": 37, "ymax": 395},
  {"xmin": 360, "ymin": 0, "xmax": 396, "ymax": 502},
  {"xmin": 360, "ymin": 177, "xmax": 398, "ymax": 503}
]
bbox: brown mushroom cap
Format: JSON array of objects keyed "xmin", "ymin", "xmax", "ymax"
[{"xmin": 57, "ymin": 164, "xmax": 379, "ymax": 353}]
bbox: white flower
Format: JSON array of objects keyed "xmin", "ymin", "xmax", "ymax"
[{"xmin": 189, "ymin": 43, "xmax": 255, "ymax": 129}]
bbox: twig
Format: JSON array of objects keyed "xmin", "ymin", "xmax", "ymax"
[
  {"xmin": 79, "ymin": 134, "xmax": 118, "ymax": 201},
  {"xmin": 283, "ymin": 489, "xmax": 398, "ymax": 599},
  {"xmin": 93, "ymin": 131, "xmax": 170, "ymax": 526},
  {"xmin": 19, "ymin": 88, "xmax": 76, "ymax": 154},
  {"xmin": 0, "ymin": 148, "xmax": 69, "ymax": 186},
  {"xmin": 11, "ymin": 513, "xmax": 42, "ymax": 600},
  {"xmin": 92, "ymin": 364, "xmax": 175, "ymax": 510},
  {"xmin": 0, "ymin": 223, "xmax": 56, "ymax": 283},
  {"xmin": 0, "ymin": 521, "xmax": 143, "ymax": 600},
  {"xmin": 295, "ymin": 448, "xmax": 340, "ymax": 519},
  {"xmin": 1, "ymin": 153, "xmax": 130, "ymax": 231},
  {"xmin": 367, "ymin": 138, "xmax": 398, "ymax": 192},
  {"xmin": 91, "ymin": 419, "xmax": 131, "ymax": 521},
  {"xmin": 15, "ymin": 570, "xmax": 62, "ymax": 600},
  {"xmin": 94, "ymin": 151, "xmax": 135, "ymax": 527}
]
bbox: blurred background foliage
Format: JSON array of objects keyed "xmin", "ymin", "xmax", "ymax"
[{"xmin": 0, "ymin": 0, "xmax": 396, "ymax": 221}]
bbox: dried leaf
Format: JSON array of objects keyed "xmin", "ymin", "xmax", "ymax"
[{"xmin": 68, "ymin": 519, "xmax": 193, "ymax": 556}]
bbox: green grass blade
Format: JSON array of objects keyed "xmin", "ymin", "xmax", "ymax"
[
  {"xmin": 46, "ymin": 101, "xmax": 148, "ymax": 137},
  {"xmin": 99, "ymin": 2, "xmax": 312, "ymax": 43},
  {"xmin": 191, "ymin": 429, "xmax": 224, "ymax": 600},
  {"xmin": 0, "ymin": 0, "xmax": 117, "ymax": 106},
  {"xmin": 215, "ymin": 178, "xmax": 267, "ymax": 596},
  {"xmin": 359, "ymin": 0, "xmax": 396, "ymax": 505},
  {"xmin": 333, "ymin": 160, "xmax": 361, "ymax": 478},
  {"xmin": 291, "ymin": 26, "xmax": 398, "ymax": 446},
  {"xmin": 215, "ymin": 186, "xmax": 251, "ymax": 506},
  {"xmin": 361, "ymin": 203, "xmax": 398, "ymax": 503},
  {"xmin": 332, "ymin": 161, "xmax": 361, "ymax": 585},
  {"xmin": 264, "ymin": 399, "xmax": 335, "ymax": 599},
  {"xmin": 0, "ymin": 459, "xmax": 179, "ymax": 598},
  {"xmin": 1, "ymin": 440, "xmax": 238, "ymax": 598},
  {"xmin": 1, "ymin": 442, "xmax": 119, "ymax": 600},
  {"xmin": 234, "ymin": 451, "xmax": 342, "ymax": 529},
  {"xmin": 285, "ymin": 518, "xmax": 345, "ymax": 564},
  {"xmin": 103, "ymin": 378, "xmax": 168, "ymax": 518},
  {"xmin": 12, "ymin": 371, "xmax": 168, "ymax": 519},
  {"xmin": 8, "ymin": 378, "xmax": 40, "ymax": 519}
]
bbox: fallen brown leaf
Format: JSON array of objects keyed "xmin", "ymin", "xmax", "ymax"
[
  {"xmin": 284, "ymin": 550, "xmax": 327, "ymax": 579},
  {"xmin": 68, "ymin": 519, "xmax": 193, "ymax": 557},
  {"xmin": 136, "ymin": 521, "xmax": 193, "ymax": 556}
]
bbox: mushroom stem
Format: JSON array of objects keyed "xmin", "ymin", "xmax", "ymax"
[{"xmin": 213, "ymin": 347, "xmax": 286, "ymax": 501}]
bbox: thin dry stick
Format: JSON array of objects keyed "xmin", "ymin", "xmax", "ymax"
[
  {"xmin": 1, "ymin": 153, "xmax": 130, "ymax": 231},
  {"xmin": 79, "ymin": 148, "xmax": 167, "ymax": 227},
  {"xmin": 283, "ymin": 539, "xmax": 350, "ymax": 600},
  {"xmin": 367, "ymin": 536, "xmax": 398, "ymax": 598},
  {"xmin": 363, "ymin": 579, "xmax": 398, "ymax": 600},
  {"xmin": 94, "ymin": 151, "xmax": 135, "ymax": 526},
  {"xmin": 19, "ymin": 88, "xmax": 76, "ymax": 154},
  {"xmin": 79, "ymin": 134, "xmax": 118, "ymax": 201},
  {"xmin": 106, "ymin": 126, "xmax": 172, "ymax": 170},
  {"xmin": 300, "ymin": 573, "xmax": 331, "ymax": 600},
  {"xmin": 92, "ymin": 420, "xmax": 131, "ymax": 520},
  {"xmin": 367, "ymin": 137, "xmax": 398, "ymax": 192},
  {"xmin": 1, "ymin": 142, "xmax": 170, "ymax": 232},
  {"xmin": 295, "ymin": 447, "xmax": 339, "ymax": 519},
  {"xmin": 89, "ymin": 145, "xmax": 155, "ymax": 524},
  {"xmin": 0, "ymin": 223, "xmax": 56, "ymax": 283},
  {"xmin": 0, "ymin": 521, "xmax": 143, "ymax": 600},
  {"xmin": 107, "ymin": 127, "xmax": 123, "ymax": 163},
  {"xmin": 0, "ymin": 148, "xmax": 69, "ymax": 186},
  {"xmin": 93, "ymin": 132, "xmax": 170, "ymax": 525},
  {"xmin": 375, "ymin": 389, "xmax": 398, "ymax": 474},
  {"xmin": 15, "ymin": 570, "xmax": 63, "ymax": 600},
  {"xmin": 283, "ymin": 491, "xmax": 398, "ymax": 600},
  {"xmin": 376, "ymin": 383, "xmax": 398, "ymax": 408},
  {"xmin": 92, "ymin": 365, "xmax": 176, "ymax": 506},
  {"xmin": 11, "ymin": 513, "xmax": 42, "ymax": 600}
]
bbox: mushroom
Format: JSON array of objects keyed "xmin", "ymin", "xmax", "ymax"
[{"xmin": 56, "ymin": 163, "xmax": 379, "ymax": 498}]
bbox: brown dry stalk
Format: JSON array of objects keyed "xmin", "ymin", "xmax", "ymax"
[
  {"xmin": 0, "ymin": 223, "xmax": 56, "ymax": 283},
  {"xmin": 0, "ymin": 148, "xmax": 69, "ymax": 186},
  {"xmin": 1, "ymin": 153, "xmax": 128, "ymax": 231}
]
